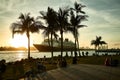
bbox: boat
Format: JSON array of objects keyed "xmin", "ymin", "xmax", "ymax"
[{"xmin": 33, "ymin": 38, "xmax": 75, "ymax": 52}]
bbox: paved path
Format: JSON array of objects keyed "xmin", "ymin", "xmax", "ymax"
[{"xmin": 21, "ymin": 64, "xmax": 120, "ymax": 80}]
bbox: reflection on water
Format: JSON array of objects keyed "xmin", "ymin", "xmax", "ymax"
[
  {"xmin": 2, "ymin": 50, "xmax": 116, "ymax": 63},
  {"xmin": 17, "ymin": 52, "xmax": 24, "ymax": 61}
]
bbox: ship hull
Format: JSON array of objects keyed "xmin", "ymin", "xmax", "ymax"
[{"xmin": 33, "ymin": 44, "xmax": 75, "ymax": 52}]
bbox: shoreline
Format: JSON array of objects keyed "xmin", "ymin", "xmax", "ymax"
[{"xmin": 0, "ymin": 50, "xmax": 120, "ymax": 63}]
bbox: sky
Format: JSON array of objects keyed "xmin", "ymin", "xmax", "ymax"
[{"xmin": 0, "ymin": 0, "xmax": 120, "ymax": 48}]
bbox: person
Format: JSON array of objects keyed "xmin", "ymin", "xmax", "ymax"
[
  {"xmin": 0, "ymin": 59, "xmax": 6, "ymax": 73},
  {"xmin": 0, "ymin": 59, "xmax": 6, "ymax": 79},
  {"xmin": 44, "ymin": 55, "xmax": 46, "ymax": 61},
  {"xmin": 82, "ymin": 52, "xmax": 84, "ymax": 56},
  {"xmin": 62, "ymin": 58, "xmax": 67, "ymax": 67},
  {"xmin": 57, "ymin": 58, "xmax": 62, "ymax": 67},
  {"xmin": 37, "ymin": 62, "xmax": 46, "ymax": 73},
  {"xmin": 72, "ymin": 57, "xmax": 77, "ymax": 64},
  {"xmin": 75, "ymin": 52, "xmax": 77, "ymax": 57},
  {"xmin": 104, "ymin": 58, "xmax": 110, "ymax": 66},
  {"xmin": 86, "ymin": 52, "xmax": 89, "ymax": 56}
]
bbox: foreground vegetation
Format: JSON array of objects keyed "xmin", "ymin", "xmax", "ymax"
[{"xmin": 1, "ymin": 55, "xmax": 120, "ymax": 80}]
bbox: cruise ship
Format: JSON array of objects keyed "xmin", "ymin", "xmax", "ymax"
[{"xmin": 33, "ymin": 38, "xmax": 75, "ymax": 52}]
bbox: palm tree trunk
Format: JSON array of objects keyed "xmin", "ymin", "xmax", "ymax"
[
  {"xmin": 48, "ymin": 35, "xmax": 51, "ymax": 46},
  {"xmin": 60, "ymin": 29, "xmax": 63, "ymax": 58},
  {"xmin": 75, "ymin": 38, "xmax": 77, "ymax": 52},
  {"xmin": 77, "ymin": 38, "xmax": 80, "ymax": 54},
  {"xmin": 97, "ymin": 45, "xmax": 100, "ymax": 55},
  {"xmin": 51, "ymin": 33, "xmax": 53, "ymax": 58},
  {"xmin": 28, "ymin": 36, "xmax": 30, "ymax": 59},
  {"xmin": 74, "ymin": 27, "xmax": 77, "ymax": 55},
  {"xmin": 27, "ymin": 31, "xmax": 30, "ymax": 59},
  {"xmin": 95, "ymin": 45, "xmax": 97, "ymax": 55}
]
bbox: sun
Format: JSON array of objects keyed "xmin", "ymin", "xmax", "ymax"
[{"xmin": 10, "ymin": 34, "xmax": 32, "ymax": 48}]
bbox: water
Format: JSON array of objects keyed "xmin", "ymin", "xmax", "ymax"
[{"xmin": 0, "ymin": 50, "xmax": 117, "ymax": 63}]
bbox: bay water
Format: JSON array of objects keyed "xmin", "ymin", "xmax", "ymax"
[{"xmin": 0, "ymin": 50, "xmax": 116, "ymax": 62}]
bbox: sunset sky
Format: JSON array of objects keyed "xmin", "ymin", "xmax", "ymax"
[{"xmin": 0, "ymin": 0, "xmax": 120, "ymax": 48}]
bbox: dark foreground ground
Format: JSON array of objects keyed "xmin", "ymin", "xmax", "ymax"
[
  {"xmin": 1, "ymin": 55, "xmax": 120, "ymax": 80},
  {"xmin": 20, "ymin": 64, "xmax": 120, "ymax": 80}
]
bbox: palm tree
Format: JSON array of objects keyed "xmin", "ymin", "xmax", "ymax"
[
  {"xmin": 69, "ymin": 2, "xmax": 88, "ymax": 54},
  {"xmin": 10, "ymin": 13, "xmax": 43, "ymax": 59},
  {"xmin": 56, "ymin": 7, "xmax": 70, "ymax": 57},
  {"xmin": 69, "ymin": 10, "xmax": 87, "ymax": 53},
  {"xmin": 39, "ymin": 7, "xmax": 58, "ymax": 58},
  {"xmin": 91, "ymin": 36, "xmax": 107, "ymax": 52},
  {"xmin": 91, "ymin": 36, "xmax": 101, "ymax": 50}
]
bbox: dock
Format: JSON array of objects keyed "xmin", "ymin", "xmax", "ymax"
[{"xmin": 96, "ymin": 49, "xmax": 120, "ymax": 53}]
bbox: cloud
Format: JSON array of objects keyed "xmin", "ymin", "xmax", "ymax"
[
  {"xmin": 69, "ymin": 0, "xmax": 81, "ymax": 3},
  {"xmin": 85, "ymin": 6, "xmax": 120, "ymax": 28}
]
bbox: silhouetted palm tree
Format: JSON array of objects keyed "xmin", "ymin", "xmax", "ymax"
[
  {"xmin": 39, "ymin": 7, "xmax": 58, "ymax": 58},
  {"xmin": 56, "ymin": 7, "xmax": 70, "ymax": 57},
  {"xmin": 69, "ymin": 2, "xmax": 87, "ymax": 54},
  {"xmin": 91, "ymin": 36, "xmax": 101, "ymax": 50},
  {"xmin": 91, "ymin": 36, "xmax": 107, "ymax": 50},
  {"xmin": 10, "ymin": 13, "xmax": 43, "ymax": 59},
  {"xmin": 69, "ymin": 10, "xmax": 87, "ymax": 53}
]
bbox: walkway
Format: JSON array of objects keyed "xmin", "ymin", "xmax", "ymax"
[{"xmin": 21, "ymin": 64, "xmax": 120, "ymax": 80}]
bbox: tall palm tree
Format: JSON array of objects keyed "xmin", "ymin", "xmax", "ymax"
[
  {"xmin": 39, "ymin": 7, "xmax": 58, "ymax": 58},
  {"xmin": 10, "ymin": 13, "xmax": 43, "ymax": 59},
  {"xmin": 69, "ymin": 2, "xmax": 88, "ymax": 54},
  {"xmin": 69, "ymin": 10, "xmax": 87, "ymax": 53},
  {"xmin": 56, "ymin": 7, "xmax": 70, "ymax": 57}
]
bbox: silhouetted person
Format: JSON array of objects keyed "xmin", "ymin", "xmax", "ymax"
[
  {"xmin": 57, "ymin": 59, "xmax": 62, "ymax": 67},
  {"xmin": 111, "ymin": 59, "xmax": 119, "ymax": 67},
  {"xmin": 75, "ymin": 52, "xmax": 77, "ymax": 57},
  {"xmin": 0, "ymin": 59, "xmax": 6, "ymax": 79},
  {"xmin": 0, "ymin": 59, "xmax": 6, "ymax": 73},
  {"xmin": 62, "ymin": 58, "xmax": 67, "ymax": 67},
  {"xmin": 82, "ymin": 52, "xmax": 84, "ymax": 56},
  {"xmin": 72, "ymin": 57, "xmax": 77, "ymax": 64},
  {"xmin": 104, "ymin": 58, "xmax": 110, "ymax": 66},
  {"xmin": 85, "ymin": 52, "xmax": 89, "ymax": 56},
  {"xmin": 65, "ymin": 52, "xmax": 68, "ymax": 57},
  {"xmin": 44, "ymin": 55, "xmax": 46, "ymax": 61}
]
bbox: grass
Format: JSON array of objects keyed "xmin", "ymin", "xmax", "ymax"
[
  {"xmin": 77, "ymin": 55, "xmax": 120, "ymax": 65},
  {"xmin": 1, "ymin": 55, "xmax": 120, "ymax": 80}
]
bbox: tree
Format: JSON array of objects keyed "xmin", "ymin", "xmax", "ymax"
[
  {"xmin": 10, "ymin": 13, "xmax": 43, "ymax": 59},
  {"xmin": 100, "ymin": 41, "xmax": 107, "ymax": 49},
  {"xmin": 39, "ymin": 7, "xmax": 58, "ymax": 58},
  {"xmin": 69, "ymin": 2, "xmax": 88, "ymax": 54},
  {"xmin": 91, "ymin": 36, "xmax": 107, "ymax": 51},
  {"xmin": 56, "ymin": 7, "xmax": 70, "ymax": 57}
]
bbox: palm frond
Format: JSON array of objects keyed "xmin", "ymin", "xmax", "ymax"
[
  {"xmin": 74, "ymin": 1, "xmax": 86, "ymax": 14},
  {"xmin": 77, "ymin": 25, "xmax": 87, "ymax": 28}
]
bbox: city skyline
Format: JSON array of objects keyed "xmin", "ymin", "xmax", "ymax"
[{"xmin": 0, "ymin": 0, "xmax": 120, "ymax": 48}]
